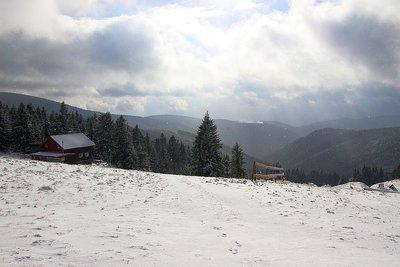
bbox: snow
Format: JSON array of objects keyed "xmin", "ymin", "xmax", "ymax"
[
  {"xmin": 371, "ymin": 180, "xmax": 400, "ymax": 190},
  {"xmin": 1, "ymin": 155, "xmax": 399, "ymax": 266}
]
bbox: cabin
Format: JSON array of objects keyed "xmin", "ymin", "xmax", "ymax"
[{"xmin": 30, "ymin": 133, "xmax": 95, "ymax": 164}]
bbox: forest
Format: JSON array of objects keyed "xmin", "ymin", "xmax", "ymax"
[
  {"xmin": 0, "ymin": 101, "xmax": 246, "ymax": 178},
  {"xmin": 1, "ymin": 100, "xmax": 399, "ymax": 186},
  {"xmin": 285, "ymin": 164, "xmax": 400, "ymax": 187}
]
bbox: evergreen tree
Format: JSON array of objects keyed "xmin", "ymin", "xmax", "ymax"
[
  {"xmin": 191, "ymin": 111, "xmax": 223, "ymax": 177},
  {"xmin": 49, "ymin": 102, "xmax": 70, "ymax": 135},
  {"xmin": 158, "ymin": 133, "xmax": 168, "ymax": 173},
  {"xmin": 177, "ymin": 142, "xmax": 190, "ymax": 175},
  {"xmin": 0, "ymin": 102, "xmax": 11, "ymax": 150},
  {"xmin": 132, "ymin": 125, "xmax": 149, "ymax": 171},
  {"xmin": 353, "ymin": 168, "xmax": 361, "ymax": 182},
  {"xmin": 167, "ymin": 136, "xmax": 178, "ymax": 173},
  {"xmin": 222, "ymin": 154, "xmax": 231, "ymax": 177},
  {"xmin": 12, "ymin": 103, "xmax": 35, "ymax": 152},
  {"xmin": 58, "ymin": 101, "xmax": 70, "ymax": 133},
  {"xmin": 39, "ymin": 107, "xmax": 50, "ymax": 139},
  {"xmin": 94, "ymin": 112, "xmax": 114, "ymax": 162},
  {"xmin": 85, "ymin": 113, "xmax": 97, "ymax": 141},
  {"xmin": 132, "ymin": 125, "xmax": 144, "ymax": 149},
  {"xmin": 286, "ymin": 168, "xmax": 306, "ymax": 183},
  {"xmin": 353, "ymin": 165, "xmax": 388, "ymax": 186},
  {"xmin": 26, "ymin": 104, "xmax": 41, "ymax": 142},
  {"xmin": 111, "ymin": 115, "xmax": 136, "ymax": 169},
  {"xmin": 230, "ymin": 142, "xmax": 246, "ymax": 178},
  {"xmin": 0, "ymin": 99, "xmax": 201, "ymax": 175}
]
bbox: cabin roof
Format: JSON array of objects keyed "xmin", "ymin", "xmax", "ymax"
[{"xmin": 48, "ymin": 133, "xmax": 95, "ymax": 150}]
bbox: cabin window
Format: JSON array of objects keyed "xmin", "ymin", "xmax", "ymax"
[
  {"xmin": 85, "ymin": 152, "xmax": 89, "ymax": 158},
  {"xmin": 79, "ymin": 153, "xmax": 83, "ymax": 158},
  {"xmin": 44, "ymin": 144, "xmax": 48, "ymax": 148}
]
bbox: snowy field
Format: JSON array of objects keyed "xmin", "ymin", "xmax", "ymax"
[{"xmin": 1, "ymin": 155, "xmax": 399, "ymax": 266}]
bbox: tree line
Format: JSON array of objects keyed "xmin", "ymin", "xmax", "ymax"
[
  {"xmin": 285, "ymin": 168, "xmax": 341, "ymax": 186},
  {"xmin": 286, "ymin": 164, "xmax": 399, "ymax": 186},
  {"xmin": 0, "ymin": 101, "xmax": 247, "ymax": 178}
]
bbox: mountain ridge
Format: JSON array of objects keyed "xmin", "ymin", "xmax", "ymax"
[
  {"xmin": 266, "ymin": 127, "xmax": 400, "ymax": 176},
  {"xmin": 2, "ymin": 91, "xmax": 400, "ymax": 177}
]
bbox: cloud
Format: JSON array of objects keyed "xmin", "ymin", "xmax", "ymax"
[
  {"xmin": 168, "ymin": 97, "xmax": 189, "ymax": 111},
  {"xmin": 114, "ymin": 97, "xmax": 147, "ymax": 113},
  {"xmin": 0, "ymin": 0, "xmax": 399, "ymax": 124},
  {"xmin": 310, "ymin": 1, "xmax": 400, "ymax": 87},
  {"xmin": 87, "ymin": 20, "xmax": 158, "ymax": 71}
]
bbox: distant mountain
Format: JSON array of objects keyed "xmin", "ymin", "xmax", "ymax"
[
  {"xmin": 0, "ymin": 91, "xmax": 96, "ymax": 117},
  {"xmin": 3, "ymin": 91, "xmax": 400, "ymax": 175},
  {"xmin": 298, "ymin": 116, "xmax": 400, "ymax": 135},
  {"xmin": 0, "ymin": 92, "xmax": 301, "ymax": 159},
  {"xmin": 214, "ymin": 119, "xmax": 298, "ymax": 160},
  {"xmin": 0, "ymin": 92, "xmax": 260, "ymax": 175},
  {"xmin": 267, "ymin": 127, "xmax": 400, "ymax": 176}
]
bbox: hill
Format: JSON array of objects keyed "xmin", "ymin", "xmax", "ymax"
[
  {"xmin": 1, "ymin": 155, "xmax": 399, "ymax": 266},
  {"xmin": 298, "ymin": 116, "xmax": 400, "ymax": 135},
  {"xmin": 0, "ymin": 92, "xmax": 300, "ymax": 159},
  {"xmin": 3, "ymin": 91, "xmax": 400, "ymax": 173},
  {"xmin": 0, "ymin": 91, "xmax": 96, "ymax": 118},
  {"xmin": 267, "ymin": 127, "xmax": 400, "ymax": 176}
]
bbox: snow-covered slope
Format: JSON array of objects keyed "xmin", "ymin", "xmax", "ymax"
[{"xmin": 1, "ymin": 155, "xmax": 399, "ymax": 266}]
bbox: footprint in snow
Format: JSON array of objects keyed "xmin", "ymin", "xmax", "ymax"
[{"xmin": 229, "ymin": 248, "xmax": 238, "ymax": 254}]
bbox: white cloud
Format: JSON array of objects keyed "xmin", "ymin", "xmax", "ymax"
[
  {"xmin": 114, "ymin": 97, "xmax": 147, "ymax": 113},
  {"xmin": 0, "ymin": 0, "xmax": 399, "ymax": 123},
  {"xmin": 168, "ymin": 97, "xmax": 189, "ymax": 111}
]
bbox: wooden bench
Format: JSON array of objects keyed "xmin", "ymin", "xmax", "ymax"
[{"xmin": 252, "ymin": 161, "xmax": 284, "ymax": 182}]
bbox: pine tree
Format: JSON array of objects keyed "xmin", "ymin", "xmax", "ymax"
[
  {"xmin": 111, "ymin": 115, "xmax": 136, "ymax": 169},
  {"xmin": 132, "ymin": 125, "xmax": 149, "ymax": 171},
  {"xmin": 26, "ymin": 104, "xmax": 41, "ymax": 142},
  {"xmin": 222, "ymin": 154, "xmax": 231, "ymax": 177},
  {"xmin": 158, "ymin": 133, "xmax": 168, "ymax": 173},
  {"xmin": 0, "ymin": 102, "xmax": 11, "ymax": 150},
  {"xmin": 177, "ymin": 142, "xmax": 190, "ymax": 174},
  {"xmin": 58, "ymin": 101, "xmax": 70, "ymax": 133},
  {"xmin": 85, "ymin": 113, "xmax": 97, "ymax": 141},
  {"xmin": 12, "ymin": 103, "xmax": 35, "ymax": 152},
  {"xmin": 49, "ymin": 102, "xmax": 70, "ymax": 135},
  {"xmin": 94, "ymin": 112, "xmax": 114, "ymax": 162},
  {"xmin": 191, "ymin": 111, "xmax": 223, "ymax": 177},
  {"xmin": 230, "ymin": 142, "xmax": 246, "ymax": 178}
]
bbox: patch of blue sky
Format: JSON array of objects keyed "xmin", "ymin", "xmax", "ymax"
[
  {"xmin": 100, "ymin": 6, "xmax": 138, "ymax": 18},
  {"xmin": 264, "ymin": 0, "xmax": 291, "ymax": 13}
]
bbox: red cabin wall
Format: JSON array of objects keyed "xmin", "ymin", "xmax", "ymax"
[
  {"xmin": 41, "ymin": 138, "xmax": 63, "ymax": 153},
  {"xmin": 64, "ymin": 147, "xmax": 94, "ymax": 164}
]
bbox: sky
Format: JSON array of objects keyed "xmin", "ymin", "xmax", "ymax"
[{"xmin": 0, "ymin": 0, "xmax": 399, "ymax": 125}]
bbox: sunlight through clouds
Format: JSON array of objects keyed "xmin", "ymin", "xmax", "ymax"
[{"xmin": 0, "ymin": 0, "xmax": 399, "ymax": 123}]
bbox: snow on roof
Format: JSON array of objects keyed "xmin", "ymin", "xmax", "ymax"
[{"xmin": 50, "ymin": 133, "xmax": 95, "ymax": 150}]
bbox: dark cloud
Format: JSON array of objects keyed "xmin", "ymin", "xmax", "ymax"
[
  {"xmin": 214, "ymin": 82, "xmax": 400, "ymax": 125},
  {"xmin": 318, "ymin": 14, "xmax": 400, "ymax": 82},
  {"xmin": 277, "ymin": 85, "xmax": 400, "ymax": 123},
  {"xmin": 88, "ymin": 22, "xmax": 157, "ymax": 71},
  {"xmin": 98, "ymin": 84, "xmax": 145, "ymax": 97},
  {"xmin": 0, "ymin": 33, "xmax": 81, "ymax": 76},
  {"xmin": 0, "ymin": 22, "xmax": 159, "ymax": 93}
]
